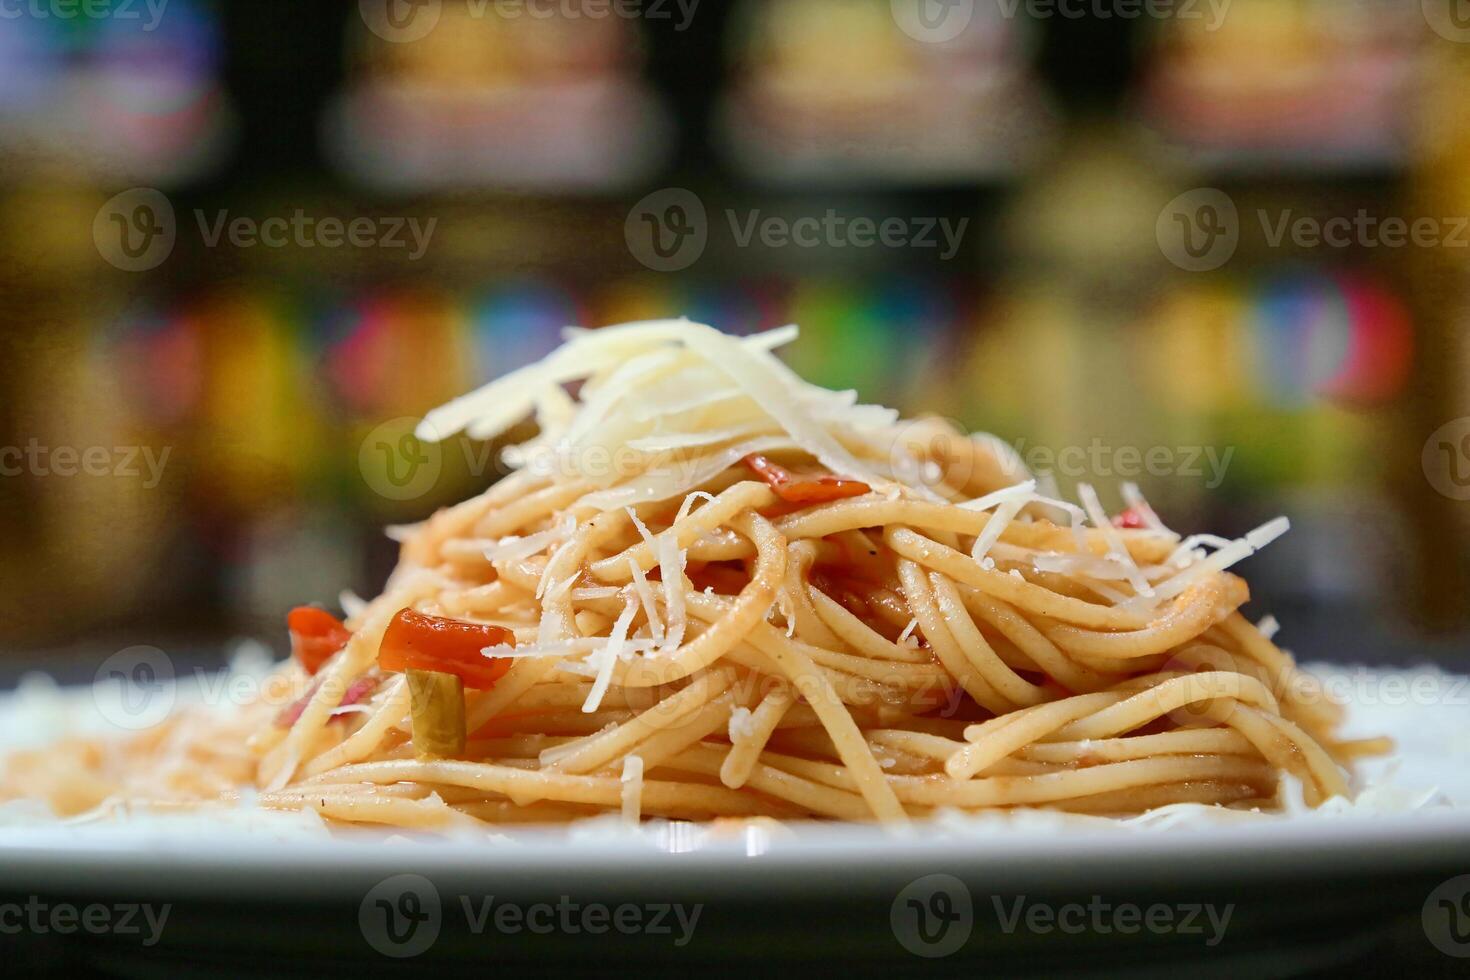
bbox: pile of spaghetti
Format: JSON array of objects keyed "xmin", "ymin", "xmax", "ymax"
[{"xmin": 3, "ymin": 320, "xmax": 1389, "ymax": 828}]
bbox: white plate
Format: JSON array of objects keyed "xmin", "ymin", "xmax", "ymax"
[
  {"xmin": 2, "ymin": 663, "xmax": 1469, "ymax": 975},
  {"xmin": 3, "ymin": 812, "xmax": 1470, "ymax": 976}
]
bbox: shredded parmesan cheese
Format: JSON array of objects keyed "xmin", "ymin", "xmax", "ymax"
[
  {"xmin": 1134, "ymin": 517, "xmax": 1291, "ymax": 609},
  {"xmin": 483, "ymin": 516, "xmax": 576, "ymax": 563},
  {"xmin": 583, "ymin": 594, "xmax": 639, "ymax": 713},
  {"xmin": 728, "ymin": 707, "xmax": 756, "ymax": 742},
  {"xmin": 1077, "ymin": 483, "xmax": 1153, "ymax": 600}
]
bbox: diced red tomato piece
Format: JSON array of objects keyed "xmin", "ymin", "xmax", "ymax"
[
  {"xmin": 287, "ymin": 606, "xmax": 352, "ymax": 676},
  {"xmin": 377, "ymin": 609, "xmax": 515, "ymax": 690},
  {"xmin": 1113, "ymin": 507, "xmax": 1147, "ymax": 530},
  {"xmin": 743, "ymin": 454, "xmax": 871, "ymax": 505}
]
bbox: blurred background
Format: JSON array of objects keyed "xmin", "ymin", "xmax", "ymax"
[{"xmin": 0, "ymin": 0, "xmax": 1467, "ymax": 676}]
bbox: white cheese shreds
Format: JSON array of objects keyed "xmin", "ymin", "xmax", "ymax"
[
  {"xmin": 897, "ymin": 618, "xmax": 920, "ymax": 648},
  {"xmin": 1035, "ymin": 470, "xmax": 1061, "ymax": 501},
  {"xmin": 384, "ymin": 523, "xmax": 420, "ymax": 543},
  {"xmin": 971, "ymin": 495, "xmax": 1029, "ymax": 563},
  {"xmin": 728, "ymin": 707, "xmax": 756, "ymax": 742},
  {"xmin": 1136, "ymin": 516, "xmax": 1292, "ymax": 609},
  {"xmin": 1257, "ymin": 615, "xmax": 1281, "ymax": 641},
  {"xmin": 1165, "ymin": 534, "xmax": 1234, "ymax": 568},
  {"xmin": 774, "ymin": 590, "xmax": 797, "ymax": 638},
  {"xmin": 547, "ymin": 573, "xmax": 581, "ymax": 600},
  {"xmin": 657, "ymin": 533, "xmax": 688, "ymax": 654},
  {"xmin": 625, "ymin": 508, "xmax": 657, "ymax": 550},
  {"xmin": 482, "ymin": 516, "xmax": 576, "ymax": 563},
  {"xmin": 630, "ymin": 377, "xmax": 745, "ymax": 422},
  {"xmin": 578, "ymin": 436, "xmax": 794, "ymax": 512},
  {"xmin": 625, "ymin": 421, "xmax": 777, "ymax": 454},
  {"xmin": 419, "ymin": 318, "xmax": 693, "ymax": 443},
  {"xmin": 1024, "ymin": 491, "xmax": 1090, "ymax": 552},
  {"xmin": 481, "ymin": 637, "xmax": 659, "ymax": 660},
  {"xmin": 425, "ymin": 319, "xmax": 909, "ymax": 514},
  {"xmin": 1077, "ymin": 483, "xmax": 1153, "ymax": 600},
  {"xmin": 1029, "ymin": 550, "xmax": 1171, "ymax": 582},
  {"xmin": 1120, "ymin": 482, "xmax": 1175, "ymax": 537},
  {"xmin": 583, "ymin": 595, "xmax": 639, "ymax": 713},
  {"xmin": 571, "ymin": 586, "xmax": 621, "ymax": 602},
  {"xmin": 627, "ymin": 556, "xmax": 663, "ymax": 647},
  {"xmin": 338, "ymin": 590, "xmax": 368, "ymax": 620},
  {"xmin": 674, "ymin": 491, "xmax": 716, "ymax": 526},
  {"xmin": 958, "ymin": 478, "xmax": 1037, "ymax": 513},
  {"xmin": 659, "ymin": 324, "xmax": 881, "ymax": 486}
]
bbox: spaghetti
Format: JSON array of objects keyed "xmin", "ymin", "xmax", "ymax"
[{"xmin": 1, "ymin": 320, "xmax": 1389, "ymax": 828}]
